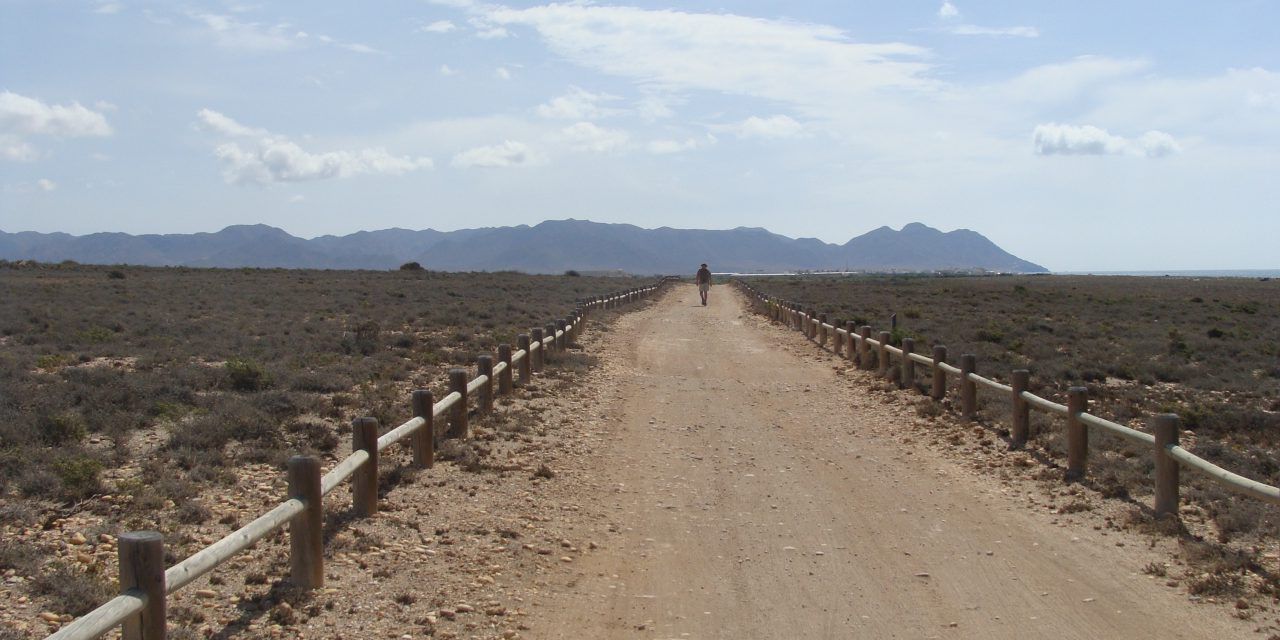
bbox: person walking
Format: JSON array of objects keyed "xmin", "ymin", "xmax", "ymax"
[{"xmin": 696, "ymin": 263, "xmax": 712, "ymax": 306}]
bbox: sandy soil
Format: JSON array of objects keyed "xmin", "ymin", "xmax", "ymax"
[
  {"xmin": 14, "ymin": 283, "xmax": 1266, "ymax": 639},
  {"xmin": 532, "ymin": 283, "xmax": 1255, "ymax": 639}
]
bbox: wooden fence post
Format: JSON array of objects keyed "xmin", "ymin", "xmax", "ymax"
[
  {"xmin": 931, "ymin": 346, "xmax": 947, "ymax": 400},
  {"xmin": 544, "ymin": 323, "xmax": 558, "ymax": 356},
  {"xmin": 516, "ymin": 334, "xmax": 532, "ymax": 384},
  {"xmin": 818, "ymin": 314, "xmax": 828, "ymax": 346},
  {"xmin": 1066, "ymin": 387, "xmax": 1088, "ymax": 481},
  {"xmin": 287, "ymin": 455, "xmax": 323, "ymax": 590},
  {"xmin": 119, "ymin": 531, "xmax": 165, "ymax": 640},
  {"xmin": 449, "ymin": 368, "xmax": 469, "ymax": 439},
  {"xmin": 352, "ymin": 417, "xmax": 378, "ymax": 517},
  {"xmin": 901, "ymin": 339, "xmax": 914, "ymax": 390},
  {"xmin": 960, "ymin": 354, "xmax": 977, "ymax": 420},
  {"xmin": 1011, "ymin": 370, "xmax": 1030, "ymax": 448},
  {"xmin": 498, "ymin": 344, "xmax": 513, "ymax": 395},
  {"xmin": 856, "ymin": 326, "xmax": 870, "ymax": 369},
  {"xmin": 878, "ymin": 331, "xmax": 891, "ymax": 380},
  {"xmin": 1154, "ymin": 414, "xmax": 1181, "ymax": 517},
  {"xmin": 557, "ymin": 319, "xmax": 569, "ymax": 349},
  {"xmin": 411, "ymin": 390, "xmax": 434, "ymax": 467},
  {"xmin": 477, "ymin": 355, "xmax": 494, "ymax": 415},
  {"xmin": 530, "ymin": 328, "xmax": 544, "ymax": 372}
]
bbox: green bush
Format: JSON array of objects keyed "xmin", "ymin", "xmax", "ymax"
[
  {"xmin": 39, "ymin": 411, "xmax": 86, "ymax": 445},
  {"xmin": 78, "ymin": 326, "xmax": 114, "ymax": 343},
  {"xmin": 225, "ymin": 358, "xmax": 270, "ymax": 391},
  {"xmin": 54, "ymin": 455, "xmax": 103, "ymax": 500},
  {"xmin": 35, "ymin": 353, "xmax": 67, "ymax": 370}
]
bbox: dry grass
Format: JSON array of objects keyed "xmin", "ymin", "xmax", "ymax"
[
  {"xmin": 745, "ymin": 273, "xmax": 1280, "ymax": 606},
  {"xmin": 746, "ymin": 273, "xmax": 1279, "ymax": 493},
  {"xmin": 0, "ymin": 261, "xmax": 647, "ymax": 594}
]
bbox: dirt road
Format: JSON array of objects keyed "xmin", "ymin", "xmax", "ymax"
[{"xmin": 536, "ymin": 284, "xmax": 1249, "ymax": 639}]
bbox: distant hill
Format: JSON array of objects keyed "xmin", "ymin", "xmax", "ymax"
[{"xmin": 0, "ymin": 220, "xmax": 1047, "ymax": 274}]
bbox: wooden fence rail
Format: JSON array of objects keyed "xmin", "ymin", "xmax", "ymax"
[
  {"xmin": 46, "ymin": 278, "xmax": 673, "ymax": 640},
  {"xmin": 735, "ymin": 280, "xmax": 1280, "ymax": 516}
]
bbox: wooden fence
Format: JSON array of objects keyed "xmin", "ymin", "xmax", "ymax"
[
  {"xmin": 735, "ymin": 280, "xmax": 1280, "ymax": 518},
  {"xmin": 45, "ymin": 279, "xmax": 672, "ymax": 640}
]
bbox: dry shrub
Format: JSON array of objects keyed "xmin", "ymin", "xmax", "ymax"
[{"xmin": 31, "ymin": 562, "xmax": 114, "ymax": 615}]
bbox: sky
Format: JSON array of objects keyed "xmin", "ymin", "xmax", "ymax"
[{"xmin": 1, "ymin": 1, "xmax": 1278, "ymax": 271}]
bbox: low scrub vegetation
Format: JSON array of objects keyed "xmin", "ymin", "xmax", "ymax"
[
  {"xmin": 747, "ymin": 274, "xmax": 1280, "ymax": 536},
  {"xmin": 0, "ymin": 261, "xmax": 643, "ymax": 606},
  {"xmin": 749, "ymin": 273, "xmax": 1280, "ymax": 608}
]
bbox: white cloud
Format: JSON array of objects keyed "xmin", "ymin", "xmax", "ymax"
[
  {"xmin": 646, "ymin": 136, "xmax": 711, "ymax": 154},
  {"xmin": 421, "ymin": 20, "xmax": 457, "ymax": 33},
  {"xmin": 1135, "ymin": 131, "xmax": 1181, "ymax": 158},
  {"xmin": 197, "ymin": 109, "xmax": 433, "ymax": 184},
  {"xmin": 494, "ymin": 67, "xmax": 512, "ymax": 80},
  {"xmin": 995, "ymin": 56, "xmax": 1150, "ymax": 106},
  {"xmin": 1031, "ymin": 123, "xmax": 1126, "ymax": 155},
  {"xmin": 724, "ymin": 115, "xmax": 804, "ymax": 139},
  {"xmin": 561, "ymin": 122, "xmax": 629, "ymax": 153},
  {"xmin": 0, "ymin": 92, "xmax": 113, "ymax": 137},
  {"xmin": 931, "ymin": 3, "xmax": 1037, "ymax": 38},
  {"xmin": 1, "ymin": 138, "xmax": 37, "ymax": 161},
  {"xmin": 451, "ymin": 140, "xmax": 545, "ymax": 168},
  {"xmin": 1081, "ymin": 67, "xmax": 1280, "ymax": 140},
  {"xmin": 439, "ymin": 64, "xmax": 458, "ymax": 76},
  {"xmin": 636, "ymin": 94, "xmax": 678, "ymax": 121},
  {"xmin": 469, "ymin": 17, "xmax": 509, "ymax": 39},
  {"xmin": 191, "ymin": 12, "xmax": 379, "ymax": 55},
  {"xmin": 536, "ymin": 87, "xmax": 621, "ymax": 119},
  {"xmin": 340, "ymin": 42, "xmax": 383, "ymax": 55},
  {"xmin": 1031, "ymin": 123, "xmax": 1180, "ymax": 158},
  {"xmin": 214, "ymin": 140, "xmax": 432, "ymax": 184},
  {"xmin": 0, "ymin": 92, "xmax": 112, "ymax": 162},
  {"xmin": 196, "ymin": 108, "xmax": 267, "ymax": 137},
  {"xmin": 36, "ymin": 178, "xmax": 57, "ymax": 192},
  {"xmin": 289, "ymin": 194, "xmax": 305, "ymax": 203},
  {"xmin": 482, "ymin": 4, "xmax": 934, "ymax": 106},
  {"xmin": 94, "ymin": 2, "xmax": 124, "ymax": 15},
  {"xmin": 945, "ymin": 24, "xmax": 1039, "ymax": 38},
  {"xmin": 193, "ymin": 13, "xmax": 297, "ymax": 52}
]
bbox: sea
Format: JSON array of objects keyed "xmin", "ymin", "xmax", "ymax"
[
  {"xmin": 722, "ymin": 270, "xmax": 1280, "ymax": 278},
  {"xmin": 1056, "ymin": 270, "xmax": 1280, "ymax": 278}
]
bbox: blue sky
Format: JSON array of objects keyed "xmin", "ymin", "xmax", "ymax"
[{"xmin": 1, "ymin": 1, "xmax": 1277, "ymax": 271}]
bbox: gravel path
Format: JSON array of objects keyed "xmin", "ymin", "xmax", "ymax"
[{"xmin": 533, "ymin": 283, "xmax": 1251, "ymax": 639}]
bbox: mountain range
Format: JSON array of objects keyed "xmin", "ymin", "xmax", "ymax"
[{"xmin": 0, "ymin": 220, "xmax": 1047, "ymax": 274}]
